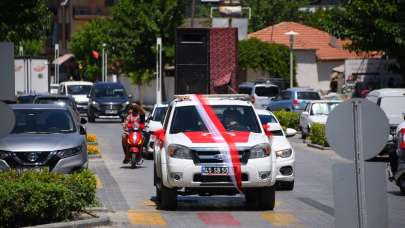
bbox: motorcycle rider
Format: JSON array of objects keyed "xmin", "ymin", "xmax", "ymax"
[{"xmin": 122, "ymin": 102, "xmax": 145, "ymax": 164}]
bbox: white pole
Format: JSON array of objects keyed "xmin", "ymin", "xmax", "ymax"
[
  {"xmin": 156, "ymin": 37, "xmax": 162, "ymax": 105},
  {"xmin": 290, "ymin": 47, "xmax": 293, "ymax": 89},
  {"xmin": 105, "ymin": 50, "xmax": 108, "ymax": 81},
  {"xmin": 102, "ymin": 46, "xmax": 105, "ymax": 82},
  {"xmin": 55, "ymin": 44, "xmax": 59, "ymax": 84}
]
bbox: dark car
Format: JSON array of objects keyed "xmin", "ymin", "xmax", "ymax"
[
  {"xmin": 87, "ymin": 82, "xmax": 131, "ymax": 122},
  {"xmin": 33, "ymin": 95, "xmax": 80, "ymax": 121},
  {"xmin": 266, "ymin": 88, "xmax": 321, "ymax": 112}
]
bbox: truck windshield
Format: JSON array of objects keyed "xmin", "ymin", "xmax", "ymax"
[
  {"xmin": 68, "ymin": 85, "xmax": 92, "ymax": 95},
  {"xmin": 12, "ymin": 109, "xmax": 75, "ymax": 134},
  {"xmin": 170, "ymin": 105, "xmax": 261, "ymax": 134}
]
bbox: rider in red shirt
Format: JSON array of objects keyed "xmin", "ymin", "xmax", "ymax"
[{"xmin": 122, "ymin": 103, "xmax": 145, "ymax": 163}]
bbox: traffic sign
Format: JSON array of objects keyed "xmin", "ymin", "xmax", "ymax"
[
  {"xmin": 0, "ymin": 101, "xmax": 15, "ymax": 139},
  {"xmin": 326, "ymin": 98, "xmax": 389, "ymax": 160}
]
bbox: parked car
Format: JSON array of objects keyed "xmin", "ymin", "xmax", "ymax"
[
  {"xmin": 143, "ymin": 104, "xmax": 168, "ymax": 158},
  {"xmin": 299, "ymin": 100, "xmax": 341, "ymax": 139},
  {"xmin": 0, "ymin": 104, "xmax": 88, "ymax": 173},
  {"xmin": 33, "ymin": 95, "xmax": 80, "ymax": 121},
  {"xmin": 154, "ymin": 94, "xmax": 276, "ymax": 210},
  {"xmin": 256, "ymin": 109, "xmax": 296, "ymax": 190},
  {"xmin": 238, "ymin": 81, "xmax": 280, "ymax": 109},
  {"xmin": 366, "ymin": 88, "xmax": 405, "ymax": 154},
  {"xmin": 59, "ymin": 81, "xmax": 93, "ymax": 114},
  {"xmin": 87, "ymin": 82, "xmax": 131, "ymax": 122},
  {"xmin": 266, "ymin": 88, "xmax": 321, "ymax": 112}
]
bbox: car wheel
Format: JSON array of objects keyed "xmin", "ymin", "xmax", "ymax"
[
  {"xmin": 88, "ymin": 109, "xmax": 96, "ymax": 123},
  {"xmin": 259, "ymin": 187, "xmax": 275, "ymax": 210},
  {"xmin": 159, "ymin": 185, "xmax": 177, "ymax": 210},
  {"xmin": 245, "ymin": 189, "xmax": 260, "ymax": 209},
  {"xmin": 400, "ymin": 186, "xmax": 405, "ymax": 196}
]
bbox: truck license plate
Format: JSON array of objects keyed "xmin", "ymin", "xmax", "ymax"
[{"xmin": 201, "ymin": 166, "xmax": 229, "ymax": 176}]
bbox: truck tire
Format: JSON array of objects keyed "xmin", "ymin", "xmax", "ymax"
[
  {"xmin": 153, "ymin": 163, "xmax": 161, "ymax": 202},
  {"xmin": 159, "ymin": 185, "xmax": 177, "ymax": 210},
  {"xmin": 277, "ymin": 181, "xmax": 294, "ymax": 191},
  {"xmin": 400, "ymin": 186, "xmax": 405, "ymax": 196},
  {"xmin": 259, "ymin": 187, "xmax": 275, "ymax": 210},
  {"xmin": 245, "ymin": 189, "xmax": 260, "ymax": 209}
]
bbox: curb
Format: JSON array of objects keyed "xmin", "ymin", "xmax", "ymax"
[
  {"xmin": 24, "ymin": 216, "xmax": 110, "ymax": 228},
  {"xmin": 307, "ymin": 143, "xmax": 331, "ymax": 150},
  {"xmin": 86, "ymin": 207, "xmax": 114, "ymax": 213},
  {"xmin": 88, "ymin": 154, "xmax": 102, "ymax": 159}
]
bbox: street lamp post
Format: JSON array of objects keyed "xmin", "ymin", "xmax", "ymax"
[
  {"xmin": 156, "ymin": 38, "xmax": 162, "ymax": 104},
  {"xmin": 54, "ymin": 43, "xmax": 59, "ymax": 84},
  {"xmin": 285, "ymin": 31, "xmax": 298, "ymax": 89}
]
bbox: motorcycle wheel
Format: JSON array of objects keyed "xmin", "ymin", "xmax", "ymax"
[{"xmin": 130, "ymin": 153, "xmax": 137, "ymax": 169}]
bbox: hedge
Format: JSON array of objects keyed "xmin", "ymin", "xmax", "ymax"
[
  {"xmin": 273, "ymin": 110, "xmax": 300, "ymax": 130},
  {"xmin": 309, "ymin": 123, "xmax": 329, "ymax": 147},
  {"xmin": 0, "ymin": 170, "xmax": 96, "ymax": 227}
]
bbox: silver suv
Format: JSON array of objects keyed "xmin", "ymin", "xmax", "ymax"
[{"xmin": 0, "ymin": 104, "xmax": 88, "ymax": 173}]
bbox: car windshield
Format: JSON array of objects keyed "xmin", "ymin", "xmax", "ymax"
[
  {"xmin": 255, "ymin": 86, "xmax": 279, "ymax": 97},
  {"xmin": 67, "ymin": 85, "xmax": 92, "ymax": 95},
  {"xmin": 259, "ymin": 114, "xmax": 278, "ymax": 125},
  {"xmin": 170, "ymin": 105, "xmax": 261, "ymax": 133},
  {"xmin": 18, "ymin": 95, "xmax": 36, "ymax": 104},
  {"xmin": 94, "ymin": 85, "xmax": 126, "ymax": 98},
  {"xmin": 238, "ymin": 87, "xmax": 252, "ymax": 95},
  {"xmin": 297, "ymin": 91, "xmax": 321, "ymax": 100},
  {"xmin": 311, "ymin": 103, "xmax": 339, "ymax": 115},
  {"xmin": 35, "ymin": 98, "xmax": 74, "ymax": 108},
  {"xmin": 11, "ymin": 109, "xmax": 75, "ymax": 134},
  {"xmin": 153, "ymin": 107, "xmax": 168, "ymax": 123}
]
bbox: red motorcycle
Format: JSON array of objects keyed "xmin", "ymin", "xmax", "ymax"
[{"xmin": 126, "ymin": 123, "xmax": 144, "ymax": 168}]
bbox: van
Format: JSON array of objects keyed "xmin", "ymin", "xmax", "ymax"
[
  {"xmin": 59, "ymin": 81, "xmax": 93, "ymax": 113},
  {"xmin": 238, "ymin": 81, "xmax": 279, "ymax": 109},
  {"xmin": 366, "ymin": 88, "xmax": 405, "ymax": 153}
]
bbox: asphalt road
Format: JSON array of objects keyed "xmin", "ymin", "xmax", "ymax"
[{"xmin": 87, "ymin": 119, "xmax": 405, "ymax": 228}]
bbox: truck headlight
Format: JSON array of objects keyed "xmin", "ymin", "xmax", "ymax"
[
  {"xmin": 0, "ymin": 150, "xmax": 10, "ymax": 160},
  {"xmin": 250, "ymin": 144, "xmax": 271, "ymax": 159},
  {"xmin": 57, "ymin": 146, "xmax": 82, "ymax": 158},
  {"xmin": 168, "ymin": 144, "xmax": 192, "ymax": 159},
  {"xmin": 276, "ymin": 149, "xmax": 292, "ymax": 158}
]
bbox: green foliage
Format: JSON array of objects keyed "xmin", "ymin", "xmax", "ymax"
[
  {"xmin": 273, "ymin": 110, "xmax": 299, "ymax": 130},
  {"xmin": 309, "ymin": 123, "xmax": 329, "ymax": 147},
  {"xmin": 0, "ymin": 170, "xmax": 96, "ymax": 228},
  {"xmin": 109, "ymin": 0, "xmax": 187, "ymax": 85},
  {"xmin": 324, "ymin": 0, "xmax": 405, "ymax": 78},
  {"xmin": 69, "ymin": 18, "xmax": 113, "ymax": 80},
  {"xmin": 239, "ymin": 38, "xmax": 293, "ymax": 81},
  {"xmin": 243, "ymin": 0, "xmax": 309, "ymax": 32},
  {"xmin": 17, "ymin": 39, "xmax": 46, "ymax": 56},
  {"xmin": 0, "ymin": 0, "xmax": 51, "ymax": 43}
]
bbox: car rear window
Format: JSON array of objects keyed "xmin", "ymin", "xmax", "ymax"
[
  {"xmin": 238, "ymin": 87, "xmax": 252, "ymax": 95},
  {"xmin": 170, "ymin": 105, "xmax": 261, "ymax": 134},
  {"xmin": 255, "ymin": 86, "xmax": 279, "ymax": 97},
  {"xmin": 297, "ymin": 92, "xmax": 321, "ymax": 100},
  {"xmin": 35, "ymin": 98, "xmax": 75, "ymax": 108}
]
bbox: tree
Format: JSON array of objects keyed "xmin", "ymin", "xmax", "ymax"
[
  {"xmin": 69, "ymin": 18, "xmax": 113, "ymax": 81},
  {"xmin": 243, "ymin": 0, "xmax": 309, "ymax": 32},
  {"xmin": 238, "ymin": 38, "xmax": 293, "ymax": 82},
  {"xmin": 0, "ymin": 0, "xmax": 51, "ymax": 43},
  {"xmin": 109, "ymin": 0, "xmax": 187, "ymax": 100},
  {"xmin": 324, "ymin": 0, "xmax": 405, "ymax": 79}
]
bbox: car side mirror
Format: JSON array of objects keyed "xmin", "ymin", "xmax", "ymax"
[
  {"xmin": 262, "ymin": 124, "xmax": 272, "ymax": 137},
  {"xmin": 302, "ymin": 111, "xmax": 309, "ymax": 116},
  {"xmin": 80, "ymin": 126, "xmax": 87, "ymax": 135},
  {"xmin": 80, "ymin": 118, "xmax": 87, "ymax": 125},
  {"xmin": 286, "ymin": 128, "xmax": 297, "ymax": 137}
]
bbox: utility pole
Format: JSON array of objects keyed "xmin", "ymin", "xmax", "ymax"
[{"xmin": 191, "ymin": 0, "xmax": 196, "ymax": 27}]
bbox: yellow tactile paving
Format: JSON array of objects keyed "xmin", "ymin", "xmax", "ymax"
[
  {"xmin": 144, "ymin": 200, "xmax": 157, "ymax": 206},
  {"xmin": 95, "ymin": 175, "xmax": 103, "ymax": 189},
  {"xmin": 261, "ymin": 212, "xmax": 302, "ymax": 226},
  {"xmin": 127, "ymin": 210, "xmax": 166, "ymax": 226}
]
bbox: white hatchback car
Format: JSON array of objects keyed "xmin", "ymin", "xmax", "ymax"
[
  {"xmin": 256, "ymin": 109, "xmax": 296, "ymax": 190},
  {"xmin": 154, "ymin": 95, "xmax": 276, "ymax": 210},
  {"xmin": 143, "ymin": 104, "xmax": 168, "ymax": 158},
  {"xmin": 299, "ymin": 100, "xmax": 341, "ymax": 139}
]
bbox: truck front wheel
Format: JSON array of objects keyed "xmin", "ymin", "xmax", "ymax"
[{"xmin": 159, "ymin": 185, "xmax": 177, "ymax": 210}]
